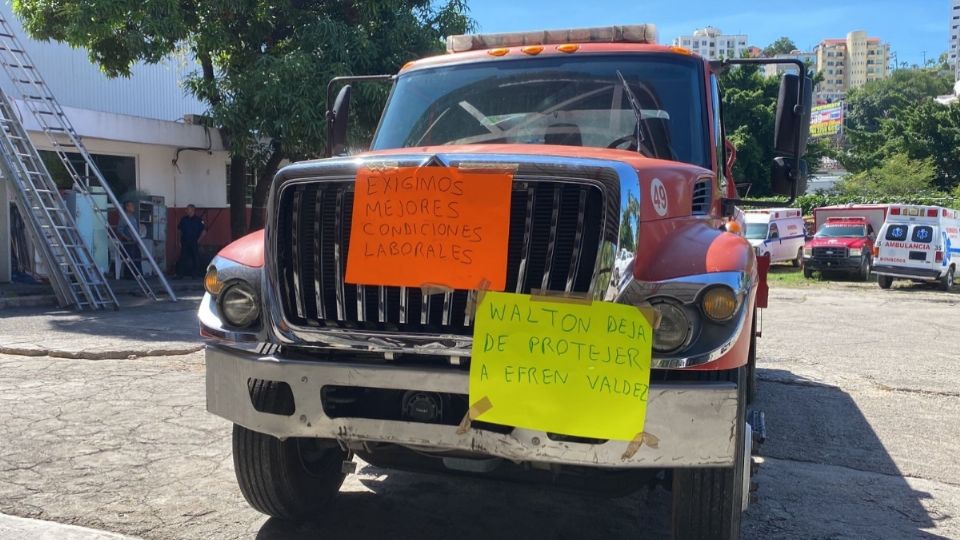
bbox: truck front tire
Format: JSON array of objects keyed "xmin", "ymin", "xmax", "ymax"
[
  {"xmin": 878, "ymin": 275, "xmax": 893, "ymax": 289},
  {"xmin": 233, "ymin": 380, "xmax": 350, "ymax": 520},
  {"xmin": 671, "ymin": 367, "xmax": 747, "ymax": 540},
  {"xmin": 858, "ymin": 255, "xmax": 872, "ymax": 281}
]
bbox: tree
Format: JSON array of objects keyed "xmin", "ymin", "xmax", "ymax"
[
  {"xmin": 762, "ymin": 37, "xmax": 797, "ymax": 57},
  {"xmin": 14, "ymin": 0, "xmax": 473, "ymax": 238},
  {"xmin": 841, "ymin": 67, "xmax": 954, "ymax": 173},
  {"xmin": 881, "ymin": 100, "xmax": 960, "ymax": 191},
  {"xmin": 834, "ymin": 154, "xmax": 935, "ymax": 196}
]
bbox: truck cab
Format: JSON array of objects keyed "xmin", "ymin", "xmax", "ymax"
[
  {"xmin": 874, "ymin": 205, "xmax": 960, "ymax": 291},
  {"xmin": 198, "ymin": 24, "xmax": 811, "ymax": 540}
]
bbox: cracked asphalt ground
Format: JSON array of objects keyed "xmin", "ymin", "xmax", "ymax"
[{"xmin": 1, "ymin": 283, "xmax": 959, "ymax": 539}]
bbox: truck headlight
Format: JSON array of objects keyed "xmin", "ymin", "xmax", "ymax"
[
  {"xmin": 849, "ymin": 248, "xmax": 862, "ymax": 257},
  {"xmin": 651, "ymin": 301, "xmax": 691, "ymax": 353},
  {"xmin": 803, "ymin": 247, "xmax": 812, "ymax": 257},
  {"xmin": 219, "ymin": 282, "xmax": 260, "ymax": 327}
]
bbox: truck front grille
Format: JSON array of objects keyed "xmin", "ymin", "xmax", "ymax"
[
  {"xmin": 812, "ymin": 246, "xmax": 848, "ymax": 259},
  {"xmin": 275, "ymin": 178, "xmax": 605, "ymax": 335}
]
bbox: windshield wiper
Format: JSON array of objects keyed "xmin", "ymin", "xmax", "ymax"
[{"xmin": 616, "ymin": 70, "xmax": 647, "ymax": 155}]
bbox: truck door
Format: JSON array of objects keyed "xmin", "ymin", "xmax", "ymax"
[{"xmin": 768, "ymin": 223, "xmax": 782, "ymax": 261}]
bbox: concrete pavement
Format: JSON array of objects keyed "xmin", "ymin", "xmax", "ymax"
[{"xmin": 0, "ymin": 513, "xmax": 139, "ymax": 539}]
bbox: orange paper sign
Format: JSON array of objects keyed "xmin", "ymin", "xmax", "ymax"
[{"xmin": 345, "ymin": 166, "xmax": 512, "ymax": 290}]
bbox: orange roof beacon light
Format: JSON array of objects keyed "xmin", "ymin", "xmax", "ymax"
[{"xmin": 445, "ymin": 24, "xmax": 658, "ymax": 54}]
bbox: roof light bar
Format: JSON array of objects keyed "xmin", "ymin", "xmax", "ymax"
[{"xmin": 446, "ymin": 24, "xmax": 658, "ymax": 54}]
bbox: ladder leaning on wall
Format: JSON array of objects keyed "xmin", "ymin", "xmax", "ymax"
[{"xmin": 0, "ymin": 12, "xmax": 176, "ymax": 307}]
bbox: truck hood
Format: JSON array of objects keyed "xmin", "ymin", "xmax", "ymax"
[
  {"xmin": 806, "ymin": 237, "xmax": 868, "ymax": 249},
  {"xmin": 313, "ymin": 145, "xmax": 716, "ymax": 223}
]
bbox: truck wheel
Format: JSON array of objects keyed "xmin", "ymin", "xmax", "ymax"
[
  {"xmin": 858, "ymin": 255, "xmax": 871, "ymax": 281},
  {"xmin": 672, "ymin": 367, "xmax": 747, "ymax": 540},
  {"xmin": 792, "ymin": 248, "xmax": 802, "ymax": 268},
  {"xmin": 233, "ymin": 380, "xmax": 349, "ymax": 520},
  {"xmin": 878, "ymin": 275, "xmax": 893, "ymax": 289},
  {"xmin": 940, "ymin": 267, "xmax": 955, "ymax": 292},
  {"xmin": 803, "ymin": 267, "xmax": 813, "ymax": 279}
]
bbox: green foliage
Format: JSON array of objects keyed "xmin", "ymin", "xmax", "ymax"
[
  {"xmin": 841, "ymin": 67, "xmax": 955, "ymax": 175},
  {"xmin": 752, "ymin": 192, "xmax": 960, "ymax": 216},
  {"xmin": 762, "ymin": 37, "xmax": 798, "ymax": 57},
  {"xmin": 834, "ymin": 154, "xmax": 935, "ymax": 196}
]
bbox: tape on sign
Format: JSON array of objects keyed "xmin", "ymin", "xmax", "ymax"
[
  {"xmin": 456, "ymin": 396, "xmax": 493, "ymax": 435},
  {"xmin": 621, "ymin": 431, "xmax": 660, "ymax": 460}
]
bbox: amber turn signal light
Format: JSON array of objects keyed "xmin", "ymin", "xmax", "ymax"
[
  {"xmin": 702, "ymin": 287, "xmax": 737, "ymax": 322},
  {"xmin": 204, "ymin": 267, "xmax": 224, "ymax": 295}
]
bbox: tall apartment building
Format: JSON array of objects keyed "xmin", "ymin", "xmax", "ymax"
[
  {"xmin": 951, "ymin": 0, "xmax": 960, "ymax": 80},
  {"xmin": 673, "ymin": 27, "xmax": 748, "ymax": 60},
  {"xmin": 815, "ymin": 31, "xmax": 890, "ymax": 102}
]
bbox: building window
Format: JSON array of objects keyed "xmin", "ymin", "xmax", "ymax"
[{"xmin": 40, "ymin": 151, "xmax": 137, "ymax": 200}]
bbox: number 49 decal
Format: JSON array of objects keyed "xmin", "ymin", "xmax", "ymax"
[{"xmin": 651, "ymin": 178, "xmax": 668, "ymax": 217}]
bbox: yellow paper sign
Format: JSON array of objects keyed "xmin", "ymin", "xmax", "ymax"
[{"xmin": 469, "ymin": 292, "xmax": 652, "ymax": 441}]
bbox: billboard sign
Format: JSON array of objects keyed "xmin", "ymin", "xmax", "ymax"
[{"xmin": 810, "ymin": 102, "xmax": 844, "ymax": 138}]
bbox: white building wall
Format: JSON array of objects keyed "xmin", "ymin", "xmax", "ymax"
[
  {"xmin": 0, "ymin": 4, "xmax": 206, "ymax": 122},
  {"xmin": 673, "ymin": 27, "xmax": 748, "ymax": 60},
  {"xmin": 15, "ymin": 101, "xmax": 229, "ymax": 208}
]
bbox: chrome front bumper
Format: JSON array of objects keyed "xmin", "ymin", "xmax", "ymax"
[{"xmin": 206, "ymin": 344, "xmax": 739, "ymax": 468}]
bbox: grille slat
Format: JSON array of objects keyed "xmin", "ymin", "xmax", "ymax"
[
  {"xmin": 540, "ymin": 185, "xmax": 562, "ymax": 291},
  {"xmin": 515, "ymin": 186, "xmax": 536, "ymax": 293},
  {"xmin": 565, "ymin": 189, "xmax": 588, "ymax": 292},
  {"xmin": 313, "ymin": 189, "xmax": 325, "ymax": 319},
  {"xmin": 278, "ymin": 177, "xmax": 604, "ymax": 335},
  {"xmin": 333, "ymin": 189, "xmax": 346, "ymax": 320},
  {"xmin": 290, "ymin": 188, "xmax": 306, "ymax": 319}
]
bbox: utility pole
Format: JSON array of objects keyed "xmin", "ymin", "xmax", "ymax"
[{"xmin": 922, "ymin": 50, "xmax": 927, "ymax": 66}]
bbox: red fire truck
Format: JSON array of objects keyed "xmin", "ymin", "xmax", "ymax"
[{"xmin": 198, "ymin": 25, "xmax": 811, "ymax": 539}]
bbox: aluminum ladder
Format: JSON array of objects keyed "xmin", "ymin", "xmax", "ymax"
[
  {"xmin": 0, "ymin": 13, "xmax": 176, "ymax": 304},
  {"xmin": 0, "ymin": 89, "xmax": 117, "ymax": 309}
]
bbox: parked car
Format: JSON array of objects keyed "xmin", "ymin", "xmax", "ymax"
[
  {"xmin": 874, "ymin": 205, "xmax": 960, "ymax": 291},
  {"xmin": 744, "ymin": 208, "xmax": 805, "ymax": 266}
]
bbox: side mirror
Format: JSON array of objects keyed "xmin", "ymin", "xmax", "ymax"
[
  {"xmin": 774, "ymin": 74, "xmax": 813, "ymax": 157},
  {"xmin": 771, "ymin": 156, "xmax": 808, "ymax": 196},
  {"xmin": 326, "ymin": 85, "xmax": 352, "ymax": 157}
]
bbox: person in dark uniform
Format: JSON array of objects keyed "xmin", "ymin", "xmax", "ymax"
[
  {"xmin": 117, "ymin": 201, "xmax": 142, "ymax": 278},
  {"xmin": 176, "ymin": 204, "xmax": 206, "ymax": 278}
]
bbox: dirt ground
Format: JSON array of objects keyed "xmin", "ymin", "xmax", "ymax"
[{"xmin": 0, "ymin": 281, "xmax": 958, "ymax": 539}]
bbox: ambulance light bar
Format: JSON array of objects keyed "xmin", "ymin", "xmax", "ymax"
[
  {"xmin": 890, "ymin": 206, "xmax": 939, "ymax": 217},
  {"xmin": 446, "ymin": 24, "xmax": 658, "ymax": 53}
]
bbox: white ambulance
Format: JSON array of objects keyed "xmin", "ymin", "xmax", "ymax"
[
  {"xmin": 744, "ymin": 208, "xmax": 807, "ymax": 266},
  {"xmin": 874, "ymin": 205, "xmax": 960, "ymax": 291}
]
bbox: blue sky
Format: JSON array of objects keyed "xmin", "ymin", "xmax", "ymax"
[{"xmin": 468, "ymin": 0, "xmax": 949, "ymax": 67}]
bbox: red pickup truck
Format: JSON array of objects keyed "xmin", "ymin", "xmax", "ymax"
[{"xmin": 804, "ymin": 217, "xmax": 876, "ymax": 279}]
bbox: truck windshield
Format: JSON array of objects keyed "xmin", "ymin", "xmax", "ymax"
[
  {"xmin": 372, "ymin": 54, "xmax": 709, "ymax": 168},
  {"xmin": 816, "ymin": 225, "xmax": 865, "ymax": 238},
  {"xmin": 745, "ymin": 223, "xmax": 768, "ymax": 240}
]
